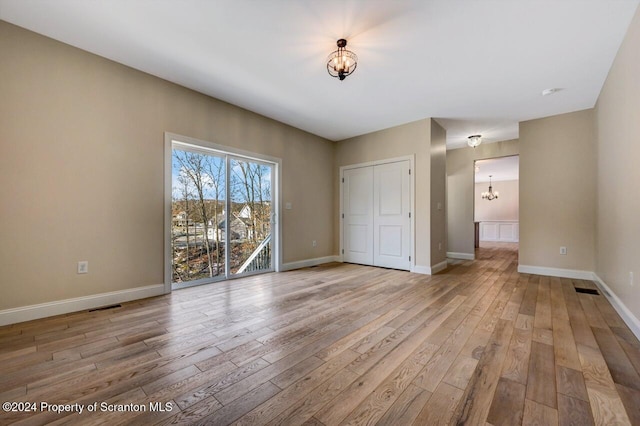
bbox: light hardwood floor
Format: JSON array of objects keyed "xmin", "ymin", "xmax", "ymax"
[{"xmin": 1, "ymin": 244, "xmax": 639, "ymax": 425}]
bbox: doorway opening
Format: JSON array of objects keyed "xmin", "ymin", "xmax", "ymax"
[
  {"xmin": 165, "ymin": 134, "xmax": 280, "ymax": 291},
  {"xmin": 473, "ymin": 155, "xmax": 519, "ymax": 259}
]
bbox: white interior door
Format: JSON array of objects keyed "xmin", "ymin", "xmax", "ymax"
[
  {"xmin": 373, "ymin": 161, "xmax": 411, "ymax": 270},
  {"xmin": 342, "ymin": 159, "xmax": 411, "ymax": 271},
  {"xmin": 343, "ymin": 167, "xmax": 373, "ymax": 265}
]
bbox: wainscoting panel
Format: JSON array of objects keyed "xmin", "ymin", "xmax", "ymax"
[{"xmin": 479, "ymin": 221, "xmax": 519, "ymax": 242}]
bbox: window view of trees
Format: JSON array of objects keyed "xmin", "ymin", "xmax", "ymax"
[{"xmin": 172, "ymin": 149, "xmax": 272, "ymax": 284}]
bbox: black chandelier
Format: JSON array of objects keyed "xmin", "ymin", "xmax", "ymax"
[
  {"xmin": 482, "ymin": 175, "xmax": 499, "ymax": 201},
  {"xmin": 327, "ymin": 39, "xmax": 358, "ymax": 81}
]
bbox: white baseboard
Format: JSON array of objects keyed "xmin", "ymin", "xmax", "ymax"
[
  {"xmin": 412, "ymin": 260, "xmax": 448, "ymax": 275},
  {"xmin": 517, "ymin": 265, "xmax": 593, "ymax": 280},
  {"xmin": 480, "ymin": 239, "xmax": 519, "ymax": 243},
  {"xmin": 431, "ymin": 259, "xmax": 449, "ymax": 274},
  {"xmin": 412, "ymin": 265, "xmax": 431, "ymax": 275},
  {"xmin": 430, "ymin": 260, "xmax": 448, "ymax": 274},
  {"xmin": 0, "ymin": 284, "xmax": 166, "ymax": 327},
  {"xmin": 281, "ymin": 256, "xmax": 340, "ymax": 271},
  {"xmin": 447, "ymin": 252, "xmax": 475, "ymax": 260},
  {"xmin": 592, "ymin": 273, "xmax": 640, "ymax": 340}
]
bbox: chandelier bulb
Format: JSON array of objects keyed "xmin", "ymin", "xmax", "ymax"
[
  {"xmin": 327, "ymin": 39, "xmax": 358, "ymax": 81},
  {"xmin": 482, "ymin": 175, "xmax": 500, "ymax": 201}
]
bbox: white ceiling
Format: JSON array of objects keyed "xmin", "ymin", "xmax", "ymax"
[
  {"xmin": 1, "ymin": 0, "xmax": 638, "ymax": 148},
  {"xmin": 475, "ymin": 156, "xmax": 519, "ymax": 183}
]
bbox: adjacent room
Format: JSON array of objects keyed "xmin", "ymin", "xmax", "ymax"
[
  {"xmin": 474, "ymin": 156, "xmax": 520, "ymax": 250},
  {"xmin": 1, "ymin": 1, "xmax": 640, "ymax": 424}
]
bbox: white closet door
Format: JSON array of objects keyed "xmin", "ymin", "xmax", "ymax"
[
  {"xmin": 343, "ymin": 167, "xmax": 374, "ymax": 265},
  {"xmin": 342, "ymin": 160, "xmax": 411, "ymax": 271},
  {"xmin": 373, "ymin": 161, "xmax": 411, "ymax": 270}
]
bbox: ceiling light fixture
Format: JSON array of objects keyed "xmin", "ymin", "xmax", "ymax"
[
  {"xmin": 327, "ymin": 39, "xmax": 357, "ymax": 81},
  {"xmin": 468, "ymin": 134, "xmax": 482, "ymax": 148},
  {"xmin": 482, "ymin": 175, "xmax": 499, "ymax": 201}
]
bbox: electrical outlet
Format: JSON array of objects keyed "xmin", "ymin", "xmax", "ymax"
[
  {"xmin": 438, "ymin": 242, "xmax": 442, "ymax": 251},
  {"xmin": 77, "ymin": 261, "xmax": 89, "ymax": 274},
  {"xmin": 285, "ymin": 202, "xmax": 292, "ymax": 210},
  {"xmin": 630, "ymin": 271, "xmax": 634, "ymax": 286},
  {"xmin": 560, "ymin": 246, "xmax": 567, "ymax": 255},
  {"xmin": 312, "ymin": 240, "xmax": 317, "ymax": 247}
]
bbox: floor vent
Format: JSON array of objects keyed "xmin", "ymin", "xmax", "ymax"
[
  {"xmin": 574, "ymin": 287, "xmax": 599, "ymax": 295},
  {"xmin": 89, "ymin": 304, "xmax": 122, "ymax": 312}
]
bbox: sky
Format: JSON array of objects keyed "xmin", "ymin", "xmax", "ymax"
[{"xmin": 171, "ymin": 149, "xmax": 272, "ymax": 204}]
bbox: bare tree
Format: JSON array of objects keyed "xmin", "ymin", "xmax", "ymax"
[
  {"xmin": 254, "ymin": 163, "xmax": 271, "ymax": 240},
  {"xmin": 173, "ymin": 171, "xmax": 193, "ymax": 282},
  {"xmin": 204, "ymin": 155, "xmax": 225, "ymax": 275},
  {"xmin": 230, "ymin": 160, "xmax": 273, "ymax": 242},
  {"xmin": 240, "ymin": 161, "xmax": 257, "ymax": 242},
  {"xmin": 174, "ymin": 150, "xmax": 214, "ymax": 278}
]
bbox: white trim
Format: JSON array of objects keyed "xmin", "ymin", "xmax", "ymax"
[
  {"xmin": 592, "ymin": 273, "xmax": 640, "ymax": 340},
  {"xmin": 164, "ymin": 134, "xmax": 173, "ymax": 294},
  {"xmin": 281, "ymin": 256, "xmax": 340, "ymax": 271},
  {"xmin": 412, "ymin": 260, "xmax": 448, "ymax": 275},
  {"xmin": 430, "ymin": 260, "xmax": 448, "ymax": 274},
  {"xmin": 447, "ymin": 252, "xmax": 475, "ymax": 260},
  {"xmin": 340, "ymin": 156, "xmax": 416, "ymax": 171},
  {"xmin": 517, "ymin": 265, "xmax": 592, "ymax": 280},
  {"xmin": 276, "ymin": 155, "xmax": 282, "ymax": 273},
  {"xmin": 412, "ymin": 265, "xmax": 432, "ymax": 275},
  {"xmin": 0, "ymin": 284, "xmax": 165, "ymax": 327}
]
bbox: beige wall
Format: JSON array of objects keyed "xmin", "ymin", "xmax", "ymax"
[
  {"xmin": 519, "ymin": 109, "xmax": 596, "ymax": 271},
  {"xmin": 334, "ymin": 119, "xmax": 432, "ymax": 269},
  {"xmin": 595, "ymin": 6, "xmax": 640, "ymax": 319},
  {"xmin": 0, "ymin": 21, "xmax": 334, "ymax": 310},
  {"xmin": 446, "ymin": 140, "xmax": 519, "ymax": 256},
  {"xmin": 474, "ymin": 179, "xmax": 519, "ymax": 222},
  {"xmin": 6, "ymin": 6, "xmax": 639, "ymax": 326},
  {"xmin": 430, "ymin": 120, "xmax": 447, "ymax": 266}
]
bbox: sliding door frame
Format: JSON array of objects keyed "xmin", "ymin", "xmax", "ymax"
[{"xmin": 164, "ymin": 132, "xmax": 282, "ymax": 294}]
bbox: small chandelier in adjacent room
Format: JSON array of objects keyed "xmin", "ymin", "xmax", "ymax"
[
  {"xmin": 482, "ymin": 175, "xmax": 499, "ymax": 201},
  {"xmin": 468, "ymin": 134, "xmax": 482, "ymax": 148},
  {"xmin": 327, "ymin": 39, "xmax": 358, "ymax": 81}
]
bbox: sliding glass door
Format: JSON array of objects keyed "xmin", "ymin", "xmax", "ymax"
[
  {"xmin": 229, "ymin": 158, "xmax": 273, "ymax": 275},
  {"xmin": 170, "ymin": 143, "xmax": 275, "ymax": 289}
]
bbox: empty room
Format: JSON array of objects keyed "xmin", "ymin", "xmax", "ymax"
[{"xmin": 1, "ymin": 1, "xmax": 640, "ymax": 425}]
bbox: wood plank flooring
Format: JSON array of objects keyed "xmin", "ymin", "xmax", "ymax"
[{"xmin": 1, "ymin": 243, "xmax": 639, "ymax": 425}]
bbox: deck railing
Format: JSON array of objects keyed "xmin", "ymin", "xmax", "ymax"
[{"xmin": 237, "ymin": 233, "xmax": 272, "ymax": 274}]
